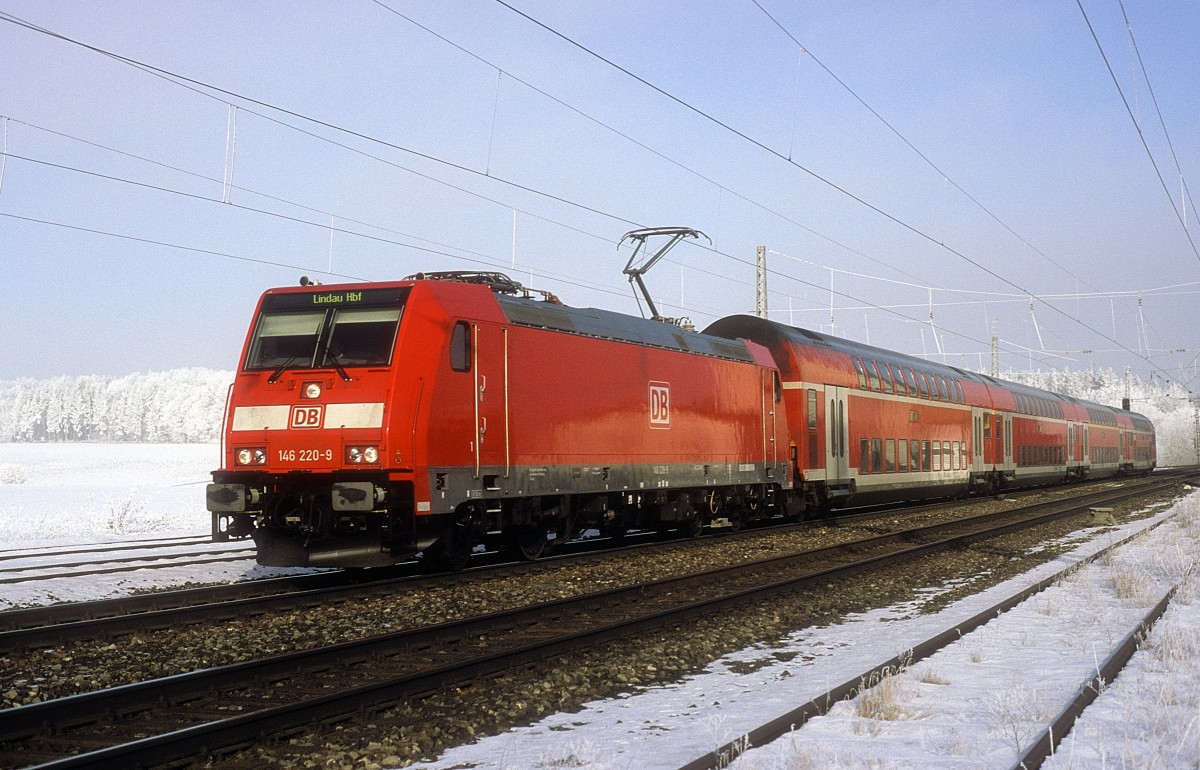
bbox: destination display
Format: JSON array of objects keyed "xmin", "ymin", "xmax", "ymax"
[{"xmin": 261, "ymin": 286, "xmax": 409, "ymax": 311}]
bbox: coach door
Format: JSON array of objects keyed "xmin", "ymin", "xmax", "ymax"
[
  {"xmin": 971, "ymin": 407, "xmax": 985, "ymax": 473},
  {"xmin": 472, "ymin": 323, "xmax": 510, "ymax": 482},
  {"xmin": 826, "ymin": 386, "xmax": 850, "ymax": 486},
  {"xmin": 1003, "ymin": 415, "xmax": 1014, "ymax": 468},
  {"xmin": 762, "ymin": 370, "xmax": 781, "ymax": 477}
]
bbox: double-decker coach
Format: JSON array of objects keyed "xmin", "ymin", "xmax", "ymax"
[{"xmin": 704, "ymin": 315, "xmax": 1156, "ymax": 511}]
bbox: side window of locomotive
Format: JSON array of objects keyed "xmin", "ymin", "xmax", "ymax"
[
  {"xmin": 246, "ymin": 311, "xmax": 324, "ymax": 369},
  {"xmin": 807, "ymin": 389, "xmax": 818, "ymax": 429},
  {"xmin": 325, "ymin": 308, "xmax": 402, "ymax": 366},
  {"xmin": 450, "ymin": 322, "xmax": 472, "ymax": 372},
  {"xmin": 773, "ymin": 371, "xmax": 782, "ymax": 403}
]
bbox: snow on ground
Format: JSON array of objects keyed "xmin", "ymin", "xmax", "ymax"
[
  {"xmin": 0, "ymin": 442, "xmax": 218, "ymax": 541},
  {"xmin": 2, "ymin": 444, "xmax": 1197, "ymax": 768},
  {"xmin": 0, "ymin": 443, "xmax": 314, "ymax": 607},
  {"xmin": 412, "ymin": 493, "xmax": 1200, "ymax": 770}
]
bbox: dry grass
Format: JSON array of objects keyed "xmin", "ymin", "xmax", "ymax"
[
  {"xmin": 1110, "ymin": 564, "xmax": 1155, "ymax": 606},
  {"xmin": 855, "ymin": 668, "xmax": 908, "ymax": 722}
]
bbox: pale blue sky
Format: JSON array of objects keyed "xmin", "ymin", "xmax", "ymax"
[{"xmin": 1, "ymin": 1, "xmax": 1198, "ymax": 393}]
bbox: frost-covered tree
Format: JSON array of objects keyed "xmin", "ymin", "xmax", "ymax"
[
  {"xmin": 1002, "ymin": 367, "xmax": 1197, "ymax": 467},
  {"xmin": 1, "ymin": 366, "xmax": 1196, "ymax": 464},
  {"xmin": 0, "ymin": 369, "xmax": 233, "ymax": 443}
]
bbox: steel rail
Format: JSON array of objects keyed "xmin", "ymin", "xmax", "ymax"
[
  {"xmin": 1012, "ymin": 586, "xmax": 1178, "ymax": 770},
  {"xmin": 0, "ymin": 536, "xmax": 211, "ymax": 562},
  {"xmin": 0, "ymin": 550, "xmax": 257, "ymax": 586}
]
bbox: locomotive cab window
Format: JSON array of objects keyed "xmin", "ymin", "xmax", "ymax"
[
  {"xmin": 246, "ymin": 302, "xmax": 403, "ymax": 371},
  {"xmin": 326, "ymin": 308, "xmax": 403, "ymax": 365},
  {"xmin": 247, "ymin": 311, "xmax": 325, "ymax": 369}
]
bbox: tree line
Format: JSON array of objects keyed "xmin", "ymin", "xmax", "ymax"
[{"xmin": 0, "ymin": 369, "xmax": 232, "ymax": 443}]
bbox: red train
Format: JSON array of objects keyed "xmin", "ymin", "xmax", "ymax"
[{"xmin": 207, "ymin": 271, "xmax": 1156, "ymax": 568}]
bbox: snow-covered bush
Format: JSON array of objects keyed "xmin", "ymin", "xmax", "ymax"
[{"xmin": 0, "ymin": 464, "xmax": 27, "ymax": 484}]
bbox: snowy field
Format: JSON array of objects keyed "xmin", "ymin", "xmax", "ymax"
[
  {"xmin": 1, "ymin": 444, "xmax": 1197, "ymax": 768},
  {"xmin": 0, "ymin": 443, "xmax": 315, "ymax": 606},
  {"xmin": 0, "ymin": 442, "xmax": 217, "ymax": 542}
]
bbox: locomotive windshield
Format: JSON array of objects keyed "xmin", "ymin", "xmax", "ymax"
[{"xmin": 244, "ymin": 288, "xmax": 407, "ymax": 372}]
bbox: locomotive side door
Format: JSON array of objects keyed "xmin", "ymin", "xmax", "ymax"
[
  {"xmin": 472, "ymin": 322, "xmax": 510, "ymax": 482},
  {"xmin": 825, "ymin": 386, "xmax": 850, "ymax": 487}
]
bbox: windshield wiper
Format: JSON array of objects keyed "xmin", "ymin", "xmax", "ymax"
[
  {"xmin": 317, "ymin": 336, "xmax": 353, "ymax": 382},
  {"xmin": 268, "ymin": 356, "xmax": 300, "ymax": 384}
]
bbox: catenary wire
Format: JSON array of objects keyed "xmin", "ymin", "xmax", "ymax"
[
  {"xmin": 1076, "ymin": 0, "xmax": 1200, "ymax": 268},
  {"xmin": 492, "ymin": 0, "xmax": 1190, "ymax": 389},
  {"xmin": 748, "ymin": 0, "xmax": 1102, "ymax": 294},
  {"xmin": 0, "ymin": 8, "xmax": 1188, "ymax": 385}
]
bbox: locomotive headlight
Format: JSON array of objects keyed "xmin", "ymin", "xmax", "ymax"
[
  {"xmin": 302, "ymin": 381, "xmax": 322, "ymax": 399},
  {"xmin": 346, "ymin": 445, "xmax": 380, "ymax": 464},
  {"xmin": 235, "ymin": 447, "xmax": 267, "ymax": 466}
]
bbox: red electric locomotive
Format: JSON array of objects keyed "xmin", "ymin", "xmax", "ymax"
[
  {"xmin": 209, "ymin": 268, "xmax": 1156, "ymax": 570},
  {"xmin": 208, "ymin": 272, "xmax": 789, "ymax": 568}
]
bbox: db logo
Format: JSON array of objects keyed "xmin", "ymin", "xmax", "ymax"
[
  {"xmin": 290, "ymin": 405, "xmax": 324, "ymax": 429},
  {"xmin": 649, "ymin": 382, "xmax": 670, "ymax": 428}
]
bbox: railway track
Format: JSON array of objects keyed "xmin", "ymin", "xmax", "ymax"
[
  {"xmin": 0, "ymin": 472, "xmax": 1176, "ymax": 652},
  {"xmin": 0, "ymin": 536, "xmax": 257, "ymax": 588},
  {"xmin": 0, "ymin": 473, "xmax": 1188, "ymax": 769},
  {"xmin": 683, "ymin": 514, "xmax": 1185, "ymax": 770}
]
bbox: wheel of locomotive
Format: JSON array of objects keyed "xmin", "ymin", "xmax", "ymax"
[
  {"xmin": 599, "ymin": 507, "xmax": 628, "ymax": 542},
  {"xmin": 678, "ymin": 492, "xmax": 702, "ymax": 538},
  {"xmin": 601, "ymin": 521, "xmax": 629, "ymax": 542},
  {"xmin": 506, "ymin": 524, "xmax": 549, "ymax": 560},
  {"xmin": 427, "ymin": 503, "xmax": 483, "ymax": 572},
  {"xmin": 710, "ymin": 490, "xmax": 743, "ymax": 531}
]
